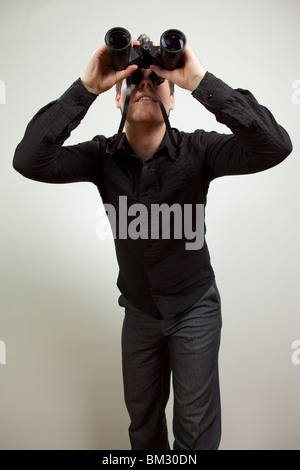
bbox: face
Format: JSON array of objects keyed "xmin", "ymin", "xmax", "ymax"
[{"xmin": 115, "ymin": 69, "xmax": 175, "ymax": 126}]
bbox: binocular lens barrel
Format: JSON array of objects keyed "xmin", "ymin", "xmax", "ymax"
[
  {"xmin": 105, "ymin": 27, "xmax": 132, "ymax": 70},
  {"xmin": 160, "ymin": 29, "xmax": 186, "ymax": 70},
  {"xmin": 161, "ymin": 30, "xmax": 185, "ymax": 52},
  {"xmin": 105, "ymin": 27, "xmax": 131, "ymax": 50}
]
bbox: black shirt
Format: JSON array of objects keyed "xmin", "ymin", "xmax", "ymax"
[{"xmin": 13, "ymin": 72, "xmax": 292, "ymax": 319}]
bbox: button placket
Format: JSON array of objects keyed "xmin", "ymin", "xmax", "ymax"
[{"xmin": 139, "ymin": 161, "xmax": 157, "ymax": 199}]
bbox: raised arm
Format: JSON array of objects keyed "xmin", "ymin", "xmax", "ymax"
[
  {"xmin": 13, "ymin": 44, "xmax": 138, "ymax": 184},
  {"xmin": 151, "ymin": 46, "xmax": 293, "ymax": 178}
]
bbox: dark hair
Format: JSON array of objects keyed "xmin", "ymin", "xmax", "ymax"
[{"xmin": 115, "ymin": 33, "xmax": 175, "ymax": 95}]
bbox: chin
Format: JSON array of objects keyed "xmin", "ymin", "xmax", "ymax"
[{"xmin": 129, "ymin": 112, "xmax": 164, "ymax": 125}]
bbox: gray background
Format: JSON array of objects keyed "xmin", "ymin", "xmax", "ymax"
[{"xmin": 0, "ymin": 0, "xmax": 299, "ymax": 450}]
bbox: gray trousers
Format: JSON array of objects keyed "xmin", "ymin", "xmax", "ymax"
[{"xmin": 119, "ymin": 282, "xmax": 222, "ymax": 450}]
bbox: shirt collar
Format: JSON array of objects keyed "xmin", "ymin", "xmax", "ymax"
[{"xmin": 107, "ymin": 129, "xmax": 181, "ymax": 161}]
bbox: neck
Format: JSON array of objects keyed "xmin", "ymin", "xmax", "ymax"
[{"xmin": 125, "ymin": 122, "xmax": 166, "ymax": 162}]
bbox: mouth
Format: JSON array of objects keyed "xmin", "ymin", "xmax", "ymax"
[{"xmin": 135, "ymin": 94, "xmax": 157, "ymax": 103}]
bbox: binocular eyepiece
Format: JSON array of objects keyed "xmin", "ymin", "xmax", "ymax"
[{"xmin": 105, "ymin": 27, "xmax": 186, "ymax": 72}]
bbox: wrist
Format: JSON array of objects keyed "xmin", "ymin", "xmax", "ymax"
[
  {"xmin": 188, "ymin": 70, "xmax": 207, "ymax": 92},
  {"xmin": 80, "ymin": 78, "xmax": 100, "ymax": 95}
]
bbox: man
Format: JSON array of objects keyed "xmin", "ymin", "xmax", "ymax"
[{"xmin": 13, "ymin": 33, "xmax": 292, "ymax": 450}]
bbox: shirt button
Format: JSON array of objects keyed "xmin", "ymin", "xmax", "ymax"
[
  {"xmin": 207, "ymin": 93, "xmax": 213, "ymax": 99},
  {"xmin": 76, "ymin": 98, "xmax": 82, "ymax": 105},
  {"xmin": 142, "ymin": 191, "xmax": 148, "ymax": 196}
]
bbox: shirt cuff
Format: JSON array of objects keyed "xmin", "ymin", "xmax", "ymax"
[
  {"xmin": 192, "ymin": 71, "xmax": 234, "ymax": 115},
  {"xmin": 58, "ymin": 78, "xmax": 98, "ymax": 117}
]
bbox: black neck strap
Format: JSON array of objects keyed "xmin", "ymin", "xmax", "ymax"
[
  {"xmin": 108, "ymin": 78, "xmax": 132, "ymax": 154},
  {"xmin": 107, "ymin": 76, "xmax": 181, "ymax": 155},
  {"xmin": 152, "ymin": 79, "xmax": 178, "ymax": 147}
]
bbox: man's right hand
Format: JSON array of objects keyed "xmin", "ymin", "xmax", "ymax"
[{"xmin": 80, "ymin": 43, "xmax": 138, "ymax": 95}]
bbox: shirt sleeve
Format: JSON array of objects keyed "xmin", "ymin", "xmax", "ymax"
[
  {"xmin": 13, "ymin": 79, "xmax": 102, "ymax": 184},
  {"xmin": 192, "ymin": 72, "xmax": 293, "ymax": 180}
]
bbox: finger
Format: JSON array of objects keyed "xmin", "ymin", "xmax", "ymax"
[
  {"xmin": 116, "ymin": 64, "xmax": 138, "ymax": 82},
  {"xmin": 91, "ymin": 44, "xmax": 107, "ymax": 58},
  {"xmin": 149, "ymin": 65, "xmax": 173, "ymax": 80}
]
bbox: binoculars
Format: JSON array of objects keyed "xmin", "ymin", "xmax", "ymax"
[{"xmin": 105, "ymin": 27, "xmax": 186, "ymax": 72}]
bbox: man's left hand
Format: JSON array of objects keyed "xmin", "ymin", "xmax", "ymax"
[{"xmin": 150, "ymin": 45, "xmax": 207, "ymax": 93}]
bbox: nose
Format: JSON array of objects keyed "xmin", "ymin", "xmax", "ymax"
[{"xmin": 137, "ymin": 70, "xmax": 153, "ymax": 89}]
